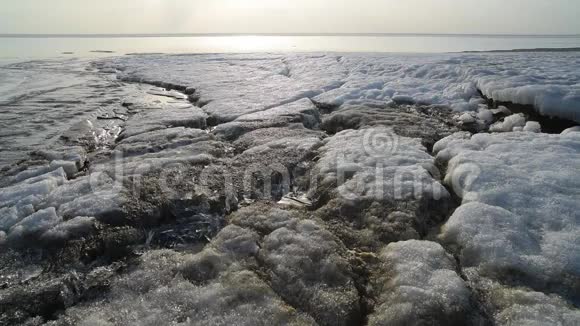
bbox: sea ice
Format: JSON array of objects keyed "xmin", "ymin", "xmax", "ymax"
[
  {"xmin": 489, "ymin": 113, "xmax": 527, "ymax": 132},
  {"xmin": 57, "ymin": 190, "xmax": 126, "ymax": 223},
  {"xmin": 213, "ymin": 98, "xmax": 321, "ymax": 140},
  {"xmin": 523, "ymin": 121, "xmax": 541, "ymax": 133},
  {"xmin": 0, "ymin": 179, "xmax": 60, "ymax": 208},
  {"xmin": 106, "ymin": 52, "xmax": 580, "ymax": 123},
  {"xmin": 260, "ymin": 218, "xmax": 360, "ymax": 325},
  {"xmin": 41, "ymin": 216, "xmax": 96, "ymax": 243},
  {"xmin": 120, "ymin": 105, "xmax": 207, "ymax": 140},
  {"xmin": 7, "ymin": 207, "xmax": 62, "ymax": 243},
  {"xmin": 311, "ymin": 126, "xmax": 450, "ymax": 249},
  {"xmin": 116, "ymin": 127, "xmax": 212, "ymax": 157},
  {"xmin": 369, "ymin": 240, "xmax": 479, "ymax": 325},
  {"xmin": 49, "ymin": 249, "xmax": 317, "ymax": 326},
  {"xmin": 321, "ymin": 104, "xmax": 457, "ymax": 148},
  {"xmin": 487, "ymin": 282, "xmax": 580, "ymax": 325},
  {"xmin": 435, "ymin": 131, "xmax": 580, "ymax": 316},
  {"xmin": 181, "ymin": 205, "xmax": 360, "ymax": 325},
  {"xmin": 0, "ymin": 204, "xmax": 35, "ymax": 231},
  {"xmin": 562, "ymin": 125, "xmax": 580, "ymax": 134},
  {"xmin": 110, "ymin": 53, "xmax": 347, "ymax": 122},
  {"xmin": 3, "ymin": 51, "xmax": 580, "ymax": 325}
]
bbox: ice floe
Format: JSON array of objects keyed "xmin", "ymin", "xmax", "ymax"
[
  {"xmin": 213, "ymin": 98, "xmax": 320, "ymax": 140},
  {"xmin": 435, "ymin": 131, "xmax": 580, "ymax": 321},
  {"xmin": 489, "ymin": 113, "xmax": 527, "ymax": 132},
  {"xmin": 310, "ymin": 126, "xmax": 450, "ymax": 250},
  {"xmin": 369, "ymin": 240, "xmax": 483, "ymax": 325},
  {"xmin": 562, "ymin": 125, "xmax": 580, "ymax": 134}
]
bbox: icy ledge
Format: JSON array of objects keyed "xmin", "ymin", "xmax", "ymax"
[
  {"xmin": 103, "ymin": 52, "xmax": 580, "ymax": 124},
  {"xmin": 434, "ymin": 131, "xmax": 580, "ymax": 324}
]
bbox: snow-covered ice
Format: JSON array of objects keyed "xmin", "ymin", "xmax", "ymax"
[
  {"xmin": 369, "ymin": 240, "xmax": 481, "ymax": 325},
  {"xmin": 111, "ymin": 54, "xmax": 347, "ymax": 123},
  {"xmin": 119, "ymin": 105, "xmax": 207, "ymax": 140},
  {"xmin": 435, "ymin": 131, "xmax": 580, "ymax": 322},
  {"xmin": 49, "ymin": 249, "xmax": 318, "ymax": 326},
  {"xmin": 1, "ymin": 52, "xmax": 580, "ymax": 325},
  {"xmin": 562, "ymin": 125, "xmax": 580, "ymax": 134},
  {"xmin": 7, "ymin": 207, "xmax": 62, "ymax": 243},
  {"xmin": 489, "ymin": 113, "xmax": 527, "ymax": 132},
  {"xmin": 107, "ymin": 52, "xmax": 580, "ymax": 124},
  {"xmin": 213, "ymin": 98, "xmax": 321, "ymax": 140},
  {"xmin": 190, "ymin": 205, "xmax": 360, "ymax": 325},
  {"xmin": 310, "ymin": 126, "xmax": 451, "ymax": 249},
  {"xmin": 41, "ymin": 216, "xmax": 96, "ymax": 243},
  {"xmin": 523, "ymin": 121, "xmax": 542, "ymax": 133}
]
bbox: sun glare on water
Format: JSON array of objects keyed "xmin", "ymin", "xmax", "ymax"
[{"xmin": 197, "ymin": 36, "xmax": 295, "ymax": 52}]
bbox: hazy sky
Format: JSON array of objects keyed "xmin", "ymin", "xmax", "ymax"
[{"xmin": 1, "ymin": 0, "xmax": 579, "ymax": 35}]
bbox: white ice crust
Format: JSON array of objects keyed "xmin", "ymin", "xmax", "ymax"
[
  {"xmin": 106, "ymin": 52, "xmax": 580, "ymax": 123},
  {"xmin": 435, "ymin": 131, "xmax": 580, "ymax": 324}
]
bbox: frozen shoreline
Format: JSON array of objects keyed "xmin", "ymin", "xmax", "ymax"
[{"xmin": 0, "ymin": 53, "xmax": 579, "ymax": 325}]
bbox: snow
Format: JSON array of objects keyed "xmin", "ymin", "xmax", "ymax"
[
  {"xmin": 488, "ymin": 282, "xmax": 580, "ymax": 325},
  {"xmin": 562, "ymin": 126, "xmax": 580, "ymax": 134},
  {"xmin": 228, "ymin": 205, "xmax": 300, "ymax": 234},
  {"xmin": 181, "ymin": 205, "xmax": 360, "ymax": 325},
  {"xmin": 2, "ymin": 52, "xmax": 580, "ymax": 324},
  {"xmin": 435, "ymin": 131, "xmax": 580, "ymax": 317},
  {"xmin": 489, "ymin": 113, "xmax": 527, "ymax": 132},
  {"xmin": 369, "ymin": 240, "xmax": 476, "ymax": 325},
  {"xmin": 432, "ymin": 131, "xmax": 475, "ymax": 163},
  {"xmin": 52, "ymin": 206, "xmax": 361, "ymax": 325},
  {"xmin": 477, "ymin": 107, "xmax": 494, "ymax": 122},
  {"xmin": 458, "ymin": 112, "xmax": 476, "ymax": 124},
  {"xmin": 313, "ymin": 126, "xmax": 447, "ymax": 203},
  {"xmin": 490, "ymin": 105, "xmax": 512, "ymax": 115},
  {"xmin": 452, "ymin": 105, "xmax": 496, "ymax": 131},
  {"xmin": 111, "ymin": 53, "xmax": 347, "ymax": 123},
  {"xmin": 309, "ymin": 126, "xmax": 451, "ymax": 250},
  {"xmin": 260, "ymin": 218, "xmax": 359, "ymax": 325},
  {"xmin": 523, "ymin": 121, "xmax": 542, "ymax": 133},
  {"xmin": 104, "ymin": 52, "xmax": 580, "ymax": 125},
  {"xmin": 52, "ymin": 249, "xmax": 317, "ymax": 326}
]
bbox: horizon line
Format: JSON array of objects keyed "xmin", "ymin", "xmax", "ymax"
[{"xmin": 1, "ymin": 32, "xmax": 580, "ymax": 38}]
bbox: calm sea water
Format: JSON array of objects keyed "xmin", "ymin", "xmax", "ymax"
[{"xmin": 1, "ymin": 35, "xmax": 580, "ymax": 59}]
